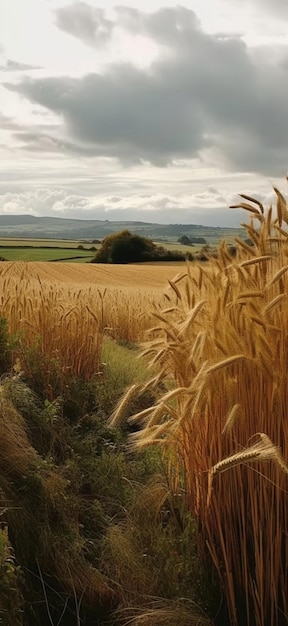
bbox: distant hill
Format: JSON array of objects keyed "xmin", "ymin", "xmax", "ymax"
[{"xmin": 0, "ymin": 215, "xmax": 245, "ymax": 243}]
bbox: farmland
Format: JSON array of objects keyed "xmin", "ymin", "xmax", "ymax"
[
  {"xmin": 0, "ymin": 248, "xmax": 94, "ymax": 262},
  {"xmin": 0, "ymin": 236, "xmax": 220, "ymax": 263},
  {"xmin": 0, "ymin": 238, "xmax": 92, "ymax": 247},
  {"xmin": 0, "ymin": 261, "xmax": 188, "ymax": 365},
  {"xmin": 0, "ymin": 238, "xmax": 96, "ymax": 262},
  {"xmin": 0, "ymin": 259, "xmax": 186, "ymax": 286},
  {"xmin": 1, "ymin": 191, "xmax": 288, "ymax": 626}
]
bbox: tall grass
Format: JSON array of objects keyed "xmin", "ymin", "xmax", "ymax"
[{"xmin": 112, "ymin": 188, "xmax": 288, "ymax": 625}]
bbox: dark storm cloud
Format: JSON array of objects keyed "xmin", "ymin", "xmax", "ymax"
[
  {"xmin": 4, "ymin": 6, "xmax": 288, "ymax": 174},
  {"xmin": 54, "ymin": 2, "xmax": 115, "ymax": 46},
  {"xmin": 6, "ymin": 63, "xmax": 207, "ymax": 164}
]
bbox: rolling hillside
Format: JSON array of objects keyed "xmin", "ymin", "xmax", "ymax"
[{"xmin": 0, "ymin": 214, "xmax": 245, "ymax": 243}]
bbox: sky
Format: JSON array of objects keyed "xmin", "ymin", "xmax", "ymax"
[{"xmin": 1, "ymin": 0, "xmax": 288, "ymax": 226}]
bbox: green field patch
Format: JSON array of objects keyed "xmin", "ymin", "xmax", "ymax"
[{"xmin": 0, "ymin": 248, "xmax": 94, "ymax": 262}]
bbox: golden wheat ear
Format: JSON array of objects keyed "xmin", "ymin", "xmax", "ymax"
[{"xmin": 207, "ymin": 433, "xmax": 288, "ymax": 507}]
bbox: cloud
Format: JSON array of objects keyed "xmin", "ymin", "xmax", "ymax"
[
  {"xmin": 0, "ymin": 187, "xmax": 247, "ymax": 226},
  {"xmin": 54, "ymin": 2, "xmax": 115, "ymax": 47},
  {"xmin": 114, "ymin": 5, "xmax": 201, "ymax": 46},
  {"xmin": 0, "ymin": 59, "xmax": 41, "ymax": 72},
  {"xmin": 12, "ymin": 130, "xmax": 101, "ymax": 156},
  {"xmin": 54, "ymin": 3, "xmax": 200, "ymax": 49},
  {"xmin": 4, "ymin": 5, "xmax": 288, "ymax": 174},
  {"xmin": 246, "ymin": 0, "xmax": 288, "ymax": 15},
  {"xmin": 0, "ymin": 113, "xmax": 23, "ymax": 130},
  {"xmin": 5, "ymin": 65, "xmax": 206, "ymax": 165}
]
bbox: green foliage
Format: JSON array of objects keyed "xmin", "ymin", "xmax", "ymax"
[
  {"xmin": 178, "ymin": 236, "xmax": 206, "ymax": 245},
  {"xmin": 111, "ymin": 237, "xmax": 145, "ymax": 263},
  {"xmin": 93, "ymin": 230, "xmax": 153, "ymax": 264},
  {"xmin": 94, "ymin": 338, "xmax": 154, "ymax": 418},
  {"xmin": 92, "ymin": 230, "xmax": 187, "ymax": 264},
  {"xmin": 178, "ymin": 235, "xmax": 194, "ymax": 246}
]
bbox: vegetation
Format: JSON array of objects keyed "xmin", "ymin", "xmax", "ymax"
[
  {"xmin": 0, "ymin": 250, "xmax": 215, "ymax": 625},
  {"xmin": 178, "ymin": 235, "xmax": 206, "ymax": 245},
  {"xmin": 0, "ymin": 262, "xmax": 188, "ymax": 354},
  {"xmin": 0, "ymin": 247, "xmax": 94, "ymax": 262},
  {"xmin": 0, "ymin": 185, "xmax": 288, "ymax": 625},
  {"xmin": 0, "ymin": 329, "xmax": 212, "ymax": 625},
  {"xmin": 92, "ymin": 230, "xmax": 189, "ymax": 263},
  {"xmin": 0, "ymin": 237, "xmax": 236, "ymax": 264},
  {"xmin": 112, "ymin": 186, "xmax": 288, "ymax": 626}
]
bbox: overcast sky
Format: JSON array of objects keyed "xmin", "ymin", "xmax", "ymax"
[{"xmin": 1, "ymin": 0, "xmax": 288, "ymax": 226}]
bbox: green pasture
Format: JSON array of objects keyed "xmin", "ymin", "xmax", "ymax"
[{"xmin": 0, "ymin": 248, "xmax": 94, "ymax": 262}]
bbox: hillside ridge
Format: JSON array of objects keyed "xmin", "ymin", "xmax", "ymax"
[{"xmin": 0, "ymin": 214, "xmax": 245, "ymax": 242}]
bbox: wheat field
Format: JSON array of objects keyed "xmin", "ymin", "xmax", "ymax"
[
  {"xmin": 111, "ymin": 188, "xmax": 288, "ymax": 626},
  {"xmin": 0, "ymin": 260, "xmax": 185, "ymax": 287},
  {"xmin": 3, "ymin": 193, "xmax": 288, "ymax": 626},
  {"xmin": 0, "ymin": 260, "xmax": 188, "ymax": 395}
]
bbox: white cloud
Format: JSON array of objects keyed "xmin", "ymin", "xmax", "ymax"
[
  {"xmin": 0, "ymin": 1, "xmax": 287, "ymax": 224},
  {"xmin": 1, "ymin": 183, "xmax": 285, "ymax": 227}
]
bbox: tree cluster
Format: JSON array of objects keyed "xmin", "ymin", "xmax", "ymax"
[
  {"xmin": 178, "ymin": 235, "xmax": 207, "ymax": 245},
  {"xmin": 92, "ymin": 230, "xmax": 188, "ymax": 264}
]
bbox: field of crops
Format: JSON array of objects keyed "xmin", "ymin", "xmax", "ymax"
[
  {"xmin": 153, "ymin": 241, "xmax": 203, "ymax": 253},
  {"xmin": 117, "ymin": 190, "xmax": 288, "ymax": 626},
  {"xmin": 0, "ymin": 260, "xmax": 186, "ymax": 287},
  {"xmin": 2, "ymin": 186, "xmax": 288, "ymax": 626},
  {"xmin": 0, "ymin": 260, "xmax": 188, "ymax": 393}
]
